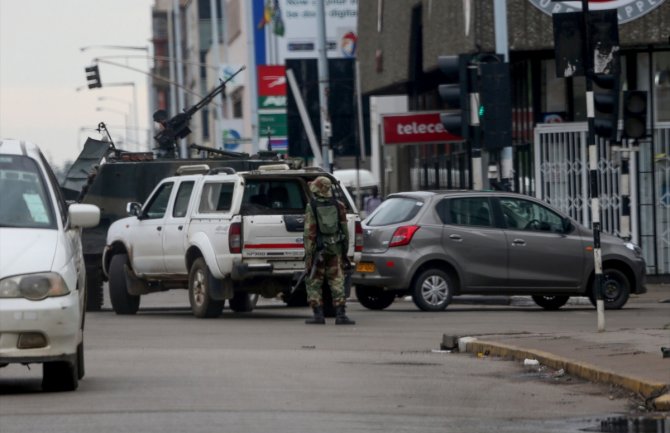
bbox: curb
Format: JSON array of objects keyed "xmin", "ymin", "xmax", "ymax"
[{"xmin": 456, "ymin": 337, "xmax": 670, "ymax": 411}]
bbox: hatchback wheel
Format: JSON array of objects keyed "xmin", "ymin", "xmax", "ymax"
[
  {"xmin": 589, "ymin": 268, "xmax": 630, "ymax": 310},
  {"xmin": 356, "ymin": 285, "xmax": 396, "ymax": 310},
  {"xmin": 189, "ymin": 258, "xmax": 224, "ymax": 318},
  {"xmin": 532, "ymin": 295, "xmax": 569, "ymax": 310},
  {"xmin": 109, "ymin": 254, "xmax": 140, "ymax": 315},
  {"xmin": 412, "ymin": 269, "xmax": 453, "ymax": 311}
]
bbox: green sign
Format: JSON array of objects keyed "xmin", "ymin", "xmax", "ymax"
[{"xmin": 258, "ymin": 112, "xmax": 287, "ymax": 137}]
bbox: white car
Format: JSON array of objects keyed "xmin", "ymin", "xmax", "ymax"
[{"xmin": 0, "ymin": 139, "xmax": 100, "ymax": 391}]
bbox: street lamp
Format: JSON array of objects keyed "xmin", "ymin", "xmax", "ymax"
[
  {"xmin": 78, "ymin": 81, "xmax": 139, "ymax": 151},
  {"xmin": 98, "ymin": 96, "xmax": 137, "ymax": 145},
  {"xmin": 81, "ymin": 45, "xmax": 150, "ymax": 152},
  {"xmin": 80, "ymin": 45, "xmax": 149, "ymax": 53},
  {"xmin": 96, "ymin": 107, "xmax": 129, "ymax": 145}
]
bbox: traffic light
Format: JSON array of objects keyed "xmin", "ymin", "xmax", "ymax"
[
  {"xmin": 85, "ymin": 65, "xmax": 102, "ymax": 89},
  {"xmin": 478, "ymin": 60, "xmax": 512, "ymax": 149},
  {"xmin": 438, "ymin": 54, "xmax": 473, "ymax": 139},
  {"xmin": 592, "ymin": 73, "xmax": 619, "ymax": 140},
  {"xmin": 622, "ymin": 91, "xmax": 647, "ymax": 140}
]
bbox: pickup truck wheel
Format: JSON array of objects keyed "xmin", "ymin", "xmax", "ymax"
[
  {"xmin": 189, "ymin": 258, "xmax": 224, "ymax": 318},
  {"xmin": 284, "ymin": 286, "xmax": 308, "ymax": 307},
  {"xmin": 109, "ymin": 254, "xmax": 140, "ymax": 315},
  {"xmin": 85, "ymin": 266, "xmax": 104, "ymax": 311},
  {"xmin": 356, "ymin": 285, "xmax": 396, "ymax": 310},
  {"xmin": 229, "ymin": 291, "xmax": 254, "ymax": 313}
]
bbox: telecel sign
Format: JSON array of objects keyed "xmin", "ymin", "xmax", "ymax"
[{"xmin": 529, "ymin": 0, "xmax": 666, "ymax": 23}]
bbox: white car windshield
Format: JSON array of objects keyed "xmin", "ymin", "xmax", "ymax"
[{"xmin": 0, "ymin": 154, "xmax": 56, "ymax": 229}]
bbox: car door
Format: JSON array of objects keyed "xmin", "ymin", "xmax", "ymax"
[
  {"xmin": 438, "ymin": 196, "xmax": 509, "ymax": 291},
  {"xmin": 162, "ymin": 179, "xmax": 195, "ymax": 274},
  {"xmin": 130, "ymin": 181, "xmax": 175, "ymax": 275},
  {"xmin": 497, "ymin": 196, "xmax": 585, "ymax": 290}
]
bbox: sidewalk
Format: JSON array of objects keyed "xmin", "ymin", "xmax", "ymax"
[{"xmin": 450, "ymin": 284, "xmax": 670, "ymax": 411}]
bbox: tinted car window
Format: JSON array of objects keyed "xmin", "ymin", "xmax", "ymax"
[
  {"xmin": 144, "ymin": 182, "xmax": 174, "ymax": 219},
  {"xmin": 199, "ymin": 182, "xmax": 235, "ymax": 213},
  {"xmin": 0, "ymin": 154, "xmax": 56, "ymax": 229},
  {"xmin": 446, "ymin": 197, "xmax": 493, "ymax": 227},
  {"xmin": 366, "ymin": 197, "xmax": 423, "ymax": 226},
  {"xmin": 242, "ymin": 179, "xmax": 306, "ymax": 212},
  {"xmin": 173, "ymin": 181, "xmax": 194, "ymax": 217},
  {"xmin": 500, "ymin": 197, "xmax": 565, "ymax": 233}
]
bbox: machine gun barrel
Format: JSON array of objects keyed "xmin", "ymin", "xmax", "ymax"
[{"xmin": 154, "ymin": 66, "xmax": 246, "ymax": 156}]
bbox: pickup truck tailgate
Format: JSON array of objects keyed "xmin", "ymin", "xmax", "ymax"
[{"xmin": 242, "ymin": 215, "xmax": 304, "ymax": 261}]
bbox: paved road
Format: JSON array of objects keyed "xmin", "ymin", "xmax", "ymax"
[{"xmin": 0, "ymin": 290, "xmax": 667, "ymax": 433}]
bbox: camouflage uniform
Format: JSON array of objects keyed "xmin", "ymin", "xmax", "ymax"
[{"xmin": 304, "ymin": 176, "xmax": 349, "ymax": 307}]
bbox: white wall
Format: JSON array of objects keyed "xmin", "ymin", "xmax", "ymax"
[{"xmin": 369, "ymin": 95, "xmax": 408, "ymax": 195}]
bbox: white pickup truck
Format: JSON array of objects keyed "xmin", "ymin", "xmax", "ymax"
[{"xmin": 102, "ymin": 164, "xmax": 362, "ymax": 318}]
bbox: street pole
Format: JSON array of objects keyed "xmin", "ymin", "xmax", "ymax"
[
  {"xmin": 246, "ymin": 1, "xmax": 260, "ymax": 154},
  {"xmin": 316, "ymin": 0, "xmax": 332, "ymax": 172},
  {"xmin": 173, "ymin": 0, "xmax": 187, "ymax": 158},
  {"xmin": 493, "ymin": 0, "xmax": 513, "ymax": 191},
  {"xmin": 580, "ymin": 0, "xmax": 606, "ymax": 332},
  {"xmin": 210, "ymin": 0, "xmax": 223, "ymax": 150}
]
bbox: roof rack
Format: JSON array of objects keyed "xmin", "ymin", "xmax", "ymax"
[
  {"xmin": 176, "ymin": 164, "xmax": 210, "ymax": 175},
  {"xmin": 208, "ymin": 167, "xmax": 236, "ymax": 175},
  {"xmin": 257, "ymin": 163, "xmax": 291, "ymax": 171}
]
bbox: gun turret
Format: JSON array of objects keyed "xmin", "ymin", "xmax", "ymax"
[{"xmin": 154, "ymin": 66, "xmax": 245, "ymax": 157}]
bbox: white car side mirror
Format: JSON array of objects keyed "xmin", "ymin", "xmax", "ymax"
[{"xmin": 69, "ymin": 203, "xmax": 100, "ymax": 228}]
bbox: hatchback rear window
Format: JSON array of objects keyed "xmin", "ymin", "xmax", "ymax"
[{"xmin": 366, "ymin": 197, "xmax": 423, "ymax": 226}]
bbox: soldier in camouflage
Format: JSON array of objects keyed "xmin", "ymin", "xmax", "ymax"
[{"xmin": 303, "ymin": 176, "xmax": 355, "ymax": 325}]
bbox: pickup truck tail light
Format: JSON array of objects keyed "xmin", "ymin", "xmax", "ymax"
[
  {"xmin": 229, "ymin": 222, "xmax": 242, "ymax": 254},
  {"xmin": 355, "ymin": 221, "xmax": 363, "ymax": 252},
  {"xmin": 389, "ymin": 225, "xmax": 420, "ymax": 248}
]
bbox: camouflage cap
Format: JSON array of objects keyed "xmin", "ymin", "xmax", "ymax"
[{"xmin": 309, "ymin": 176, "xmax": 333, "ymax": 198}]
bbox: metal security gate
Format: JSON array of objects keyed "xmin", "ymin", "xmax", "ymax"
[{"xmin": 534, "ymin": 122, "xmax": 670, "ymax": 275}]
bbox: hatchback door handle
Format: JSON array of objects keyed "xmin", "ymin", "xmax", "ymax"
[
  {"xmin": 157, "ymin": 226, "xmax": 162, "ymax": 231},
  {"xmin": 178, "ymin": 225, "xmax": 183, "ymax": 231},
  {"xmin": 449, "ymin": 234, "xmax": 463, "ymax": 242},
  {"xmin": 512, "ymin": 239, "xmax": 525, "ymax": 246}
]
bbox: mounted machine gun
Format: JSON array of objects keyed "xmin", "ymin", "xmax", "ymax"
[{"xmin": 153, "ymin": 66, "xmax": 245, "ymax": 157}]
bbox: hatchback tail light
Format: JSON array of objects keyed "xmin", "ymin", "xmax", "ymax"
[
  {"xmin": 355, "ymin": 221, "xmax": 363, "ymax": 252},
  {"xmin": 389, "ymin": 225, "xmax": 420, "ymax": 248},
  {"xmin": 229, "ymin": 222, "xmax": 242, "ymax": 254}
]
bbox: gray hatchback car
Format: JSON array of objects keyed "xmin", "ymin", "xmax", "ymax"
[{"xmin": 352, "ymin": 191, "xmax": 646, "ymax": 311}]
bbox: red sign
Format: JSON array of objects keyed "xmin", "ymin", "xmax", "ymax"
[
  {"xmin": 257, "ymin": 65, "xmax": 286, "ymax": 96},
  {"xmin": 382, "ymin": 112, "xmax": 461, "ymax": 145}
]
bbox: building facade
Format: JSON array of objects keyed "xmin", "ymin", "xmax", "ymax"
[{"xmin": 357, "ymin": 0, "xmax": 670, "ymax": 277}]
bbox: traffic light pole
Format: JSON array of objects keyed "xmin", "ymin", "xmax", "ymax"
[
  {"xmin": 581, "ymin": 0, "xmax": 606, "ymax": 332},
  {"xmin": 316, "ymin": 0, "xmax": 332, "ymax": 172},
  {"xmin": 493, "ymin": 0, "xmax": 513, "ymax": 191}
]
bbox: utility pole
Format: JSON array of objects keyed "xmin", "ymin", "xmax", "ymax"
[
  {"xmin": 493, "ymin": 0, "xmax": 513, "ymax": 191},
  {"xmin": 173, "ymin": 0, "xmax": 187, "ymax": 158},
  {"xmin": 210, "ymin": 0, "xmax": 223, "ymax": 150},
  {"xmin": 316, "ymin": 0, "xmax": 332, "ymax": 172},
  {"xmin": 580, "ymin": 0, "xmax": 606, "ymax": 332}
]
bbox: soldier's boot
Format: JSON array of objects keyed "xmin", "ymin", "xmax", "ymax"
[
  {"xmin": 335, "ymin": 305, "xmax": 356, "ymax": 325},
  {"xmin": 305, "ymin": 306, "xmax": 326, "ymax": 324}
]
